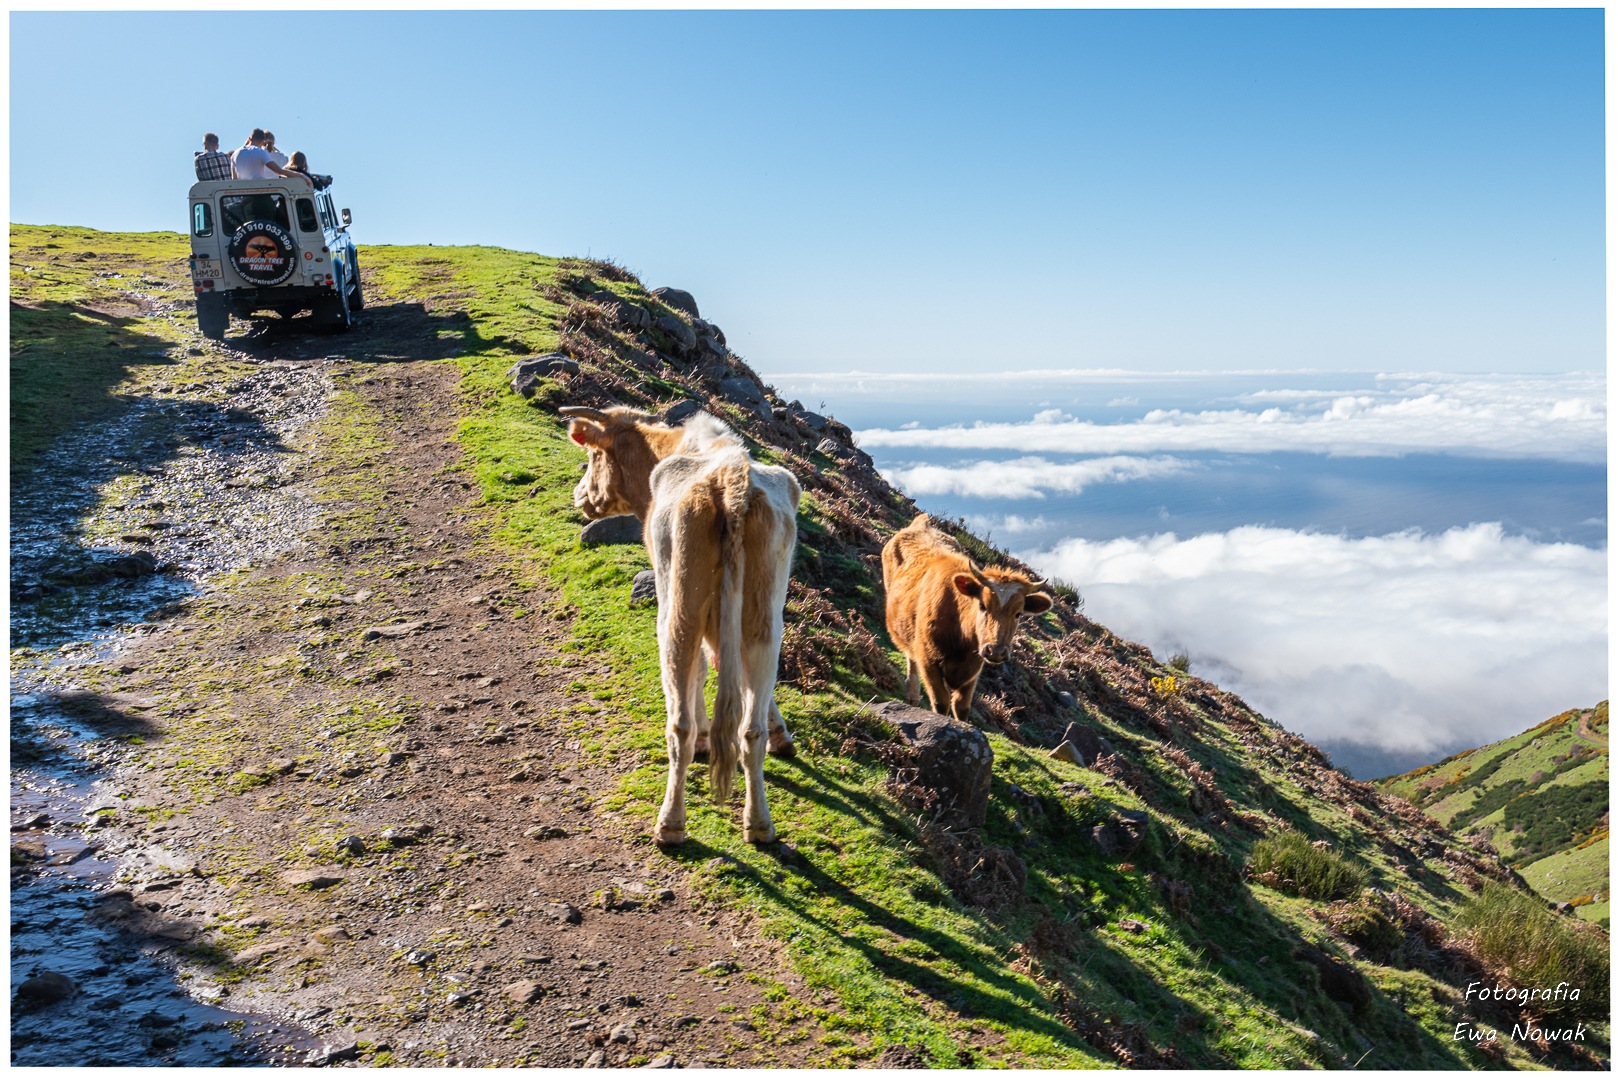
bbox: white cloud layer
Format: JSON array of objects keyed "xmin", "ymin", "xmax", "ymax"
[
  {"xmin": 1021, "ymin": 523, "xmax": 1608, "ymax": 759},
  {"xmin": 884, "ymin": 455, "xmax": 1195, "ymax": 500},
  {"xmin": 963, "ymin": 514, "xmax": 1051, "ymax": 536},
  {"xmin": 855, "ymin": 372, "xmax": 1606, "ymax": 464}
]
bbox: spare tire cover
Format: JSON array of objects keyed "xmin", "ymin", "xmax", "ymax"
[{"xmin": 227, "ymin": 220, "xmax": 297, "ymax": 286}]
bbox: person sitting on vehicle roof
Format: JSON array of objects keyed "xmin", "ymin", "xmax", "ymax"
[
  {"xmin": 286, "ymin": 150, "xmax": 312, "ymax": 181},
  {"xmin": 263, "ymin": 131, "xmax": 289, "ymax": 168},
  {"xmin": 194, "ymin": 133, "xmax": 232, "ymax": 181},
  {"xmin": 231, "ymin": 128, "xmax": 303, "ymax": 182}
]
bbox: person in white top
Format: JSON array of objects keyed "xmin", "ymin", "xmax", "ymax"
[
  {"xmin": 263, "ymin": 131, "xmax": 289, "ymax": 168},
  {"xmin": 231, "ymin": 128, "xmax": 302, "ymax": 181}
]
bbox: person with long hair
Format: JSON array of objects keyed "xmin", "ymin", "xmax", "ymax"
[{"xmin": 263, "ymin": 131, "xmax": 289, "ymax": 168}]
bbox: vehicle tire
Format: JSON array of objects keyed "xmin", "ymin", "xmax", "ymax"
[
  {"xmin": 319, "ymin": 272, "xmax": 352, "ymax": 332},
  {"xmin": 347, "ymin": 252, "xmax": 365, "ymax": 311},
  {"xmin": 197, "ymin": 294, "xmax": 228, "ymax": 341}
]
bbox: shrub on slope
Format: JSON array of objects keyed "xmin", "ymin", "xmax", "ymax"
[{"xmin": 1457, "ymin": 885, "xmax": 1610, "ymax": 1021}]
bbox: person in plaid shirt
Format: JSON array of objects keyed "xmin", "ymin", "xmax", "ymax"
[{"xmin": 194, "ymin": 133, "xmax": 232, "ymax": 182}]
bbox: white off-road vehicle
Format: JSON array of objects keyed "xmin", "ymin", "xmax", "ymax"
[{"xmin": 187, "ymin": 175, "xmax": 361, "ymax": 340}]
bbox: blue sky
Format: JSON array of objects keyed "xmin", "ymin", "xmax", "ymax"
[{"xmin": 10, "ymin": 9, "xmax": 1604, "ymax": 374}]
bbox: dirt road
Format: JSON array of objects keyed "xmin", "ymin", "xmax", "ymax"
[{"xmin": 28, "ymin": 294, "xmax": 834, "ymax": 1068}]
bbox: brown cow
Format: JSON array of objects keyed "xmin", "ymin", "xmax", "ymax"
[
  {"xmin": 562, "ymin": 405, "xmax": 801, "ymax": 846},
  {"xmin": 882, "ymin": 513, "xmax": 1053, "ymax": 724}
]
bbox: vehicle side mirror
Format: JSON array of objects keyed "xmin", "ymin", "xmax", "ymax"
[{"xmin": 341, "ymin": 208, "xmax": 352, "ymax": 226}]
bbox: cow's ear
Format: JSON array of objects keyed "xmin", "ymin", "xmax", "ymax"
[
  {"xmin": 1023, "ymin": 591, "xmax": 1053, "ymax": 616},
  {"xmin": 952, "ymin": 574, "xmax": 981, "ymax": 599},
  {"xmin": 568, "ymin": 420, "xmax": 608, "ymax": 449}
]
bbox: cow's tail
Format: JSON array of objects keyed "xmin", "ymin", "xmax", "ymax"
[{"xmin": 708, "ymin": 456, "xmax": 752, "ymax": 805}]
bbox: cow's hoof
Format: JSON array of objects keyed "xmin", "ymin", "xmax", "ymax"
[
  {"xmin": 653, "ymin": 826, "xmax": 687, "ymax": 847},
  {"xmin": 743, "ymin": 824, "xmax": 777, "ymax": 845},
  {"xmin": 692, "ymin": 736, "xmax": 710, "ymax": 761},
  {"xmin": 766, "ymin": 734, "xmax": 796, "ymax": 758}
]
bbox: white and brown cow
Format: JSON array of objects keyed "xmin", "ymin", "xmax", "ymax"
[
  {"xmin": 882, "ymin": 513, "xmax": 1053, "ymax": 725},
  {"xmin": 561, "ymin": 405, "xmax": 801, "ymax": 845}
]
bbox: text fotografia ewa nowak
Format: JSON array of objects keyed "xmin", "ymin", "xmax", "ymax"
[{"xmin": 1454, "ymin": 982, "xmax": 1593, "ymax": 1045}]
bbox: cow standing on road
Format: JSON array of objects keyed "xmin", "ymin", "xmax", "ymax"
[
  {"xmin": 882, "ymin": 514, "xmax": 1053, "ymax": 725},
  {"xmin": 561, "ymin": 405, "xmax": 801, "ymax": 846}
]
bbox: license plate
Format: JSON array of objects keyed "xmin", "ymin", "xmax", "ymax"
[{"xmin": 194, "ymin": 260, "xmax": 222, "ymax": 279}]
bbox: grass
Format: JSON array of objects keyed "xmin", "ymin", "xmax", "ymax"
[
  {"xmin": 1248, "ymin": 833, "xmax": 1366, "ymax": 901},
  {"xmin": 1457, "ymin": 884, "xmax": 1610, "ymax": 1021},
  {"xmin": 15, "ymin": 226, "xmax": 1610, "ymax": 1070},
  {"xmin": 10, "ymin": 224, "xmax": 200, "ymax": 471}
]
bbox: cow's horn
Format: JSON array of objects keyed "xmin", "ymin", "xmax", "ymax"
[
  {"xmin": 1031, "ymin": 576, "xmax": 1051, "ymax": 589},
  {"xmin": 558, "ymin": 406, "xmax": 609, "ymax": 423}
]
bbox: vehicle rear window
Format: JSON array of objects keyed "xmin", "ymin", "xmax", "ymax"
[
  {"xmin": 296, "ymin": 198, "xmax": 319, "ymax": 232},
  {"xmin": 192, "ymin": 202, "xmax": 213, "ymax": 237},
  {"xmin": 220, "ymin": 194, "xmax": 291, "ymax": 236}
]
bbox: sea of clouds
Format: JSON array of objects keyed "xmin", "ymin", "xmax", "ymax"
[
  {"xmin": 854, "ymin": 371, "xmax": 1605, "ymax": 464},
  {"xmin": 887, "ymin": 454, "xmax": 1198, "ymax": 499},
  {"xmin": 842, "ymin": 370, "xmax": 1607, "ymax": 773},
  {"xmin": 1019, "ymin": 523, "xmax": 1607, "ymax": 769}
]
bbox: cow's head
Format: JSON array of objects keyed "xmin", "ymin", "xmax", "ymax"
[
  {"xmin": 561, "ymin": 406, "xmax": 641, "ymax": 520},
  {"xmin": 952, "ymin": 564, "xmax": 1054, "ymax": 664}
]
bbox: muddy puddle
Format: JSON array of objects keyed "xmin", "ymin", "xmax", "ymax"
[{"xmin": 11, "ymin": 354, "xmax": 339, "ymax": 1066}]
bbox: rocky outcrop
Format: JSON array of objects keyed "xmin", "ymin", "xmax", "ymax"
[
  {"xmin": 587, "ymin": 291, "xmax": 652, "ymax": 331},
  {"xmin": 655, "ymin": 315, "xmax": 697, "ymax": 352},
  {"xmin": 508, "ymin": 354, "xmax": 578, "ymax": 397},
  {"xmin": 718, "ymin": 376, "xmax": 771, "ymax": 419},
  {"xmin": 1088, "ymin": 807, "xmax": 1148, "ymax": 857},
  {"xmin": 1050, "ymin": 721, "xmax": 1114, "ymax": 768},
  {"xmin": 630, "ymin": 569, "xmax": 657, "ymax": 605},
  {"xmin": 776, "ymin": 404, "xmax": 829, "ymax": 433},
  {"xmin": 581, "ymin": 515, "xmax": 643, "ymax": 546},
  {"xmin": 663, "ymin": 399, "xmax": 702, "ymax": 425},
  {"xmin": 874, "ymin": 701, "xmax": 993, "ymax": 828},
  {"xmin": 652, "ymin": 287, "xmax": 700, "ymax": 318}
]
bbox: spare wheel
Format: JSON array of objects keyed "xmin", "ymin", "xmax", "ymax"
[{"xmin": 227, "ymin": 220, "xmax": 298, "ymax": 286}]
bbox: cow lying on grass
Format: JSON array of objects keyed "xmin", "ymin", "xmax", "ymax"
[
  {"xmin": 561, "ymin": 405, "xmax": 801, "ymax": 845},
  {"xmin": 881, "ymin": 513, "xmax": 1053, "ymax": 725}
]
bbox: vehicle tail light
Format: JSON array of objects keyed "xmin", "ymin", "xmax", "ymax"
[{"xmin": 205, "ymin": 280, "xmax": 215, "ymax": 289}]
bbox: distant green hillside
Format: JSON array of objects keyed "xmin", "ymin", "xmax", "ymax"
[{"xmin": 1376, "ymin": 703, "xmax": 1609, "ymax": 924}]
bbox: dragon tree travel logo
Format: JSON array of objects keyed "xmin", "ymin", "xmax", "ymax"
[{"xmin": 1453, "ymin": 982, "xmax": 1590, "ymax": 1045}]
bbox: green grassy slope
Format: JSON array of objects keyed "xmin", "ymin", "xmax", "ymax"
[
  {"xmin": 10, "ymin": 223, "xmax": 195, "ymax": 472},
  {"xmin": 13, "ymin": 226, "xmax": 1610, "ymax": 1070},
  {"xmin": 1377, "ymin": 703, "xmax": 1609, "ymax": 923}
]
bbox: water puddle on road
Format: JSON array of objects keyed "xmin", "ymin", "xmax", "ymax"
[{"xmin": 11, "ymin": 357, "xmax": 337, "ymax": 1066}]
